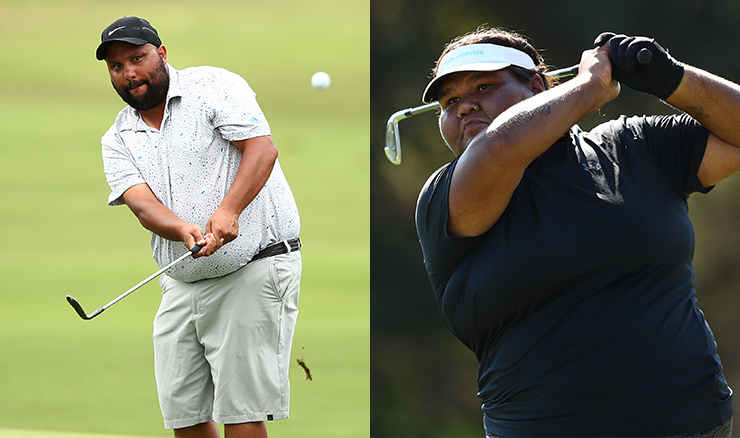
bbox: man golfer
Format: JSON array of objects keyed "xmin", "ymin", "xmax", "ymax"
[{"xmin": 96, "ymin": 16, "xmax": 301, "ymax": 438}]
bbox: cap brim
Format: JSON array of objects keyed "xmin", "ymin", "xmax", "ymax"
[
  {"xmin": 421, "ymin": 43, "xmax": 537, "ymax": 103},
  {"xmin": 96, "ymin": 37, "xmax": 150, "ymax": 60},
  {"xmin": 422, "ymin": 61, "xmax": 512, "ymax": 104}
]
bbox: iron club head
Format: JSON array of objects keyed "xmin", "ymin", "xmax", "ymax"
[
  {"xmin": 66, "ymin": 295, "xmax": 104, "ymax": 320},
  {"xmin": 384, "ymin": 102, "xmax": 440, "ymax": 165},
  {"xmin": 384, "ymin": 118, "xmax": 402, "ymax": 165}
]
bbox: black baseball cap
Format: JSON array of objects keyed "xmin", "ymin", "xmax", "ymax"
[{"xmin": 96, "ymin": 16, "xmax": 162, "ymax": 60}]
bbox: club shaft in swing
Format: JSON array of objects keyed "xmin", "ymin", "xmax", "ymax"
[{"xmin": 66, "ymin": 244, "xmax": 203, "ymax": 320}]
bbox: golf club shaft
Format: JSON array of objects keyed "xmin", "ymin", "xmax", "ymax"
[
  {"xmin": 548, "ymin": 64, "xmax": 580, "ymax": 79},
  {"xmin": 102, "ymin": 247, "xmax": 197, "ymax": 308},
  {"xmin": 67, "ymin": 244, "xmax": 202, "ymax": 320}
]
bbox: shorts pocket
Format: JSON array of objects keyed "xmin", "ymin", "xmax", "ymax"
[{"xmin": 268, "ymin": 253, "xmax": 300, "ymax": 301}]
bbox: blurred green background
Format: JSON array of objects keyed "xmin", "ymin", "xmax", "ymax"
[
  {"xmin": 0, "ymin": 0, "xmax": 368, "ymax": 436},
  {"xmin": 371, "ymin": 0, "xmax": 740, "ymax": 436}
]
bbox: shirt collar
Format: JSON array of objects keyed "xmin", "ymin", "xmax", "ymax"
[{"xmin": 166, "ymin": 64, "xmax": 182, "ymax": 101}]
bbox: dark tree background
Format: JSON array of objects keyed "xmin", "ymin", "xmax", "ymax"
[{"xmin": 371, "ymin": 1, "xmax": 740, "ymax": 436}]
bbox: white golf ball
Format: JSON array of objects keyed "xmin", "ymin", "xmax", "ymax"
[{"xmin": 311, "ymin": 72, "xmax": 331, "ymax": 89}]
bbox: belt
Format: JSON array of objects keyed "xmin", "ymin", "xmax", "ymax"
[{"xmin": 249, "ymin": 237, "xmax": 301, "ymax": 264}]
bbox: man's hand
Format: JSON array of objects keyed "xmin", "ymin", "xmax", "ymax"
[
  {"xmin": 192, "ymin": 135, "xmax": 278, "ymax": 257},
  {"xmin": 180, "ymin": 224, "xmax": 209, "ymax": 258},
  {"xmin": 121, "ymin": 183, "xmax": 239, "ymax": 259},
  {"xmin": 201, "ymin": 207, "xmax": 240, "ymax": 256}
]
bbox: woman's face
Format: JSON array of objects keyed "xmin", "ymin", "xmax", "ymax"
[{"xmin": 437, "ymin": 68, "xmax": 543, "ymax": 156}]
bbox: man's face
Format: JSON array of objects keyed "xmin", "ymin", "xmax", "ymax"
[
  {"xmin": 105, "ymin": 42, "xmax": 169, "ymax": 111},
  {"xmin": 436, "ymin": 69, "xmax": 543, "ymax": 156}
]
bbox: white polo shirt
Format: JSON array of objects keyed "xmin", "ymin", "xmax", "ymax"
[{"xmin": 101, "ymin": 65, "xmax": 300, "ymax": 282}]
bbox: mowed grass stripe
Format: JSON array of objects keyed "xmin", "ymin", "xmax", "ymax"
[{"xmin": 0, "ymin": 429, "xmax": 163, "ymax": 438}]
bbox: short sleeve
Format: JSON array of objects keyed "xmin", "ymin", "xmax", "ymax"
[
  {"xmin": 101, "ymin": 125, "xmax": 145, "ymax": 206},
  {"xmin": 206, "ymin": 69, "xmax": 271, "ymax": 141},
  {"xmin": 416, "ymin": 159, "xmax": 483, "ymax": 300},
  {"xmin": 624, "ymin": 114, "xmax": 711, "ymax": 197}
]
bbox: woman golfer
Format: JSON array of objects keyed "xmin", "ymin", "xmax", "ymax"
[{"xmin": 416, "ymin": 27, "xmax": 738, "ymax": 437}]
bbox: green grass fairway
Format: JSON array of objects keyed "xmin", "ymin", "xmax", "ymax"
[
  {"xmin": 0, "ymin": 429, "xmax": 162, "ymax": 438},
  {"xmin": 0, "ymin": 1, "xmax": 368, "ymax": 436}
]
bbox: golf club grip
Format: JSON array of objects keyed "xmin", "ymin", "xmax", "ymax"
[
  {"xmin": 190, "ymin": 244, "xmax": 204, "ymax": 255},
  {"xmin": 550, "ymin": 47, "xmax": 652, "ymax": 80},
  {"xmin": 637, "ymin": 48, "xmax": 652, "ymax": 64}
]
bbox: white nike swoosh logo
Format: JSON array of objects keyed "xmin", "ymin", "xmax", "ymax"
[{"xmin": 108, "ymin": 26, "xmax": 125, "ymax": 36}]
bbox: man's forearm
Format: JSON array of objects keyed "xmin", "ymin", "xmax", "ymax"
[
  {"xmin": 122, "ymin": 184, "xmax": 198, "ymax": 243},
  {"xmin": 203, "ymin": 135, "xmax": 278, "ymax": 247}
]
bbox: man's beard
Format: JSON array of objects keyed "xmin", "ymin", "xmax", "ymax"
[{"xmin": 113, "ymin": 57, "xmax": 169, "ymax": 111}]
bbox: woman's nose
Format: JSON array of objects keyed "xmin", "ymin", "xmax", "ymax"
[{"xmin": 457, "ymin": 98, "xmax": 480, "ymax": 118}]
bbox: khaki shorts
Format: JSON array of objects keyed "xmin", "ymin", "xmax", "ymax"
[{"xmin": 153, "ymin": 251, "xmax": 301, "ymax": 429}]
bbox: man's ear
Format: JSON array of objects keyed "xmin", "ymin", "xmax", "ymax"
[{"xmin": 158, "ymin": 44, "xmax": 168, "ymax": 63}]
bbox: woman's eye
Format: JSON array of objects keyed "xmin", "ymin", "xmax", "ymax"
[
  {"xmin": 478, "ymin": 84, "xmax": 491, "ymax": 91},
  {"xmin": 445, "ymin": 97, "xmax": 460, "ymax": 107}
]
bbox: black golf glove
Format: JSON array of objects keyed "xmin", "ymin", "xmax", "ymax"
[{"xmin": 594, "ymin": 32, "xmax": 684, "ymax": 100}]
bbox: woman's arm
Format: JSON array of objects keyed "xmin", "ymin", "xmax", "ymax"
[
  {"xmin": 665, "ymin": 66, "xmax": 740, "ymax": 187},
  {"xmin": 448, "ymin": 47, "xmax": 620, "ymax": 237}
]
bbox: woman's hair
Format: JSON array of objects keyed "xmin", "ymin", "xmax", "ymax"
[{"xmin": 433, "ymin": 26, "xmax": 554, "ymax": 90}]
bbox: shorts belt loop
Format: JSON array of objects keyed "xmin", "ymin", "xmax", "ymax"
[{"xmin": 283, "ymin": 240, "xmax": 292, "ymax": 254}]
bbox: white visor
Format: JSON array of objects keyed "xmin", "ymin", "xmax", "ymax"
[{"xmin": 422, "ymin": 43, "xmax": 537, "ymax": 103}]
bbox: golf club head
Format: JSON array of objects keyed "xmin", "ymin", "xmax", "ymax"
[
  {"xmin": 66, "ymin": 295, "xmax": 104, "ymax": 320},
  {"xmin": 384, "ymin": 102, "xmax": 440, "ymax": 165},
  {"xmin": 384, "ymin": 119, "xmax": 402, "ymax": 165}
]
